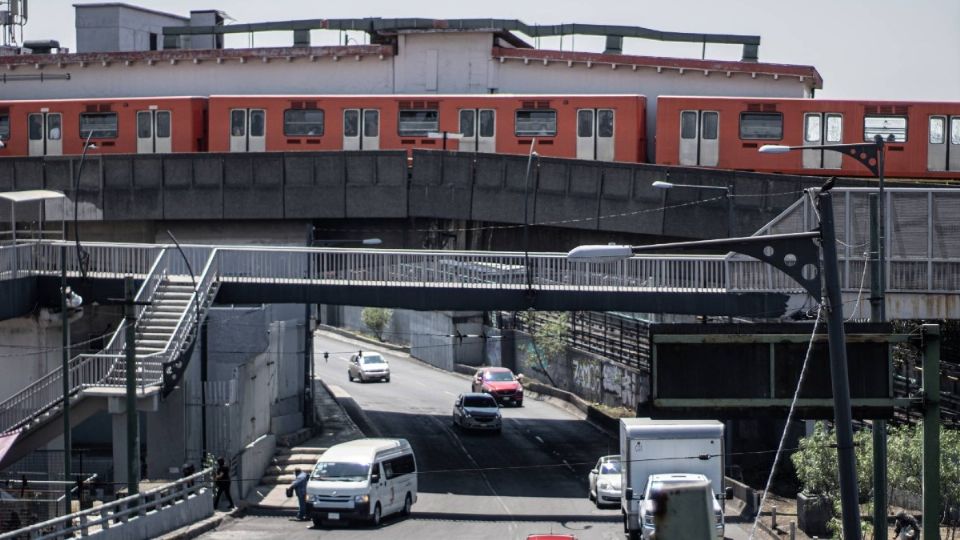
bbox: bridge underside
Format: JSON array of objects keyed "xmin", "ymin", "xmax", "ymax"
[{"xmin": 13, "ymin": 276, "xmax": 795, "ymax": 318}]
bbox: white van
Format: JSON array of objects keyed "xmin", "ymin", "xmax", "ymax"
[{"xmin": 306, "ymin": 438, "xmax": 417, "ymax": 527}]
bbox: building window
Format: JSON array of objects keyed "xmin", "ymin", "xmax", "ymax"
[
  {"xmin": 284, "ymin": 109, "xmax": 325, "ymax": 136},
  {"xmin": 515, "ymin": 110, "xmax": 557, "ymax": 136},
  {"xmin": 398, "ymin": 109, "xmax": 438, "ymax": 136},
  {"xmin": 0, "ymin": 114, "xmax": 8, "ymax": 140},
  {"xmin": 864, "ymin": 115, "xmax": 907, "ymax": 142},
  {"xmin": 739, "ymin": 112, "xmax": 783, "ymax": 140},
  {"xmin": 79, "ymin": 112, "xmax": 118, "ymax": 138}
]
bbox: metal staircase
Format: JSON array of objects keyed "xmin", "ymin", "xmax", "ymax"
[{"xmin": 0, "ymin": 248, "xmax": 220, "ymax": 467}]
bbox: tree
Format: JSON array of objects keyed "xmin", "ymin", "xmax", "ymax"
[
  {"xmin": 522, "ymin": 311, "xmax": 569, "ymax": 387},
  {"xmin": 361, "ymin": 307, "xmax": 393, "ymax": 341}
]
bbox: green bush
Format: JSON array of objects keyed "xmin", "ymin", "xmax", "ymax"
[{"xmin": 360, "ymin": 307, "xmax": 393, "ymax": 341}]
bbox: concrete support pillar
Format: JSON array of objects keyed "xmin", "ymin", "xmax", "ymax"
[
  {"xmin": 110, "ymin": 411, "xmax": 131, "ymax": 488},
  {"xmin": 145, "ymin": 387, "xmax": 186, "ymax": 480}
]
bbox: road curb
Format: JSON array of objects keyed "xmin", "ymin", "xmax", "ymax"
[{"xmin": 157, "ymin": 508, "xmax": 243, "ymax": 540}]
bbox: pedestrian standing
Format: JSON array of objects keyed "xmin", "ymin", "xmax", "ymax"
[
  {"xmin": 290, "ymin": 467, "xmax": 309, "ymax": 521},
  {"xmin": 213, "ymin": 457, "xmax": 235, "ymax": 510}
]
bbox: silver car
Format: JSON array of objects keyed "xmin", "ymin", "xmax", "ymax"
[
  {"xmin": 588, "ymin": 455, "xmax": 622, "ymax": 507},
  {"xmin": 452, "ymin": 393, "xmax": 502, "ymax": 433},
  {"xmin": 347, "ymin": 352, "xmax": 390, "ymax": 383}
]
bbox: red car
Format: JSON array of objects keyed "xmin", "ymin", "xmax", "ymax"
[{"xmin": 471, "ymin": 367, "xmax": 524, "ymax": 407}]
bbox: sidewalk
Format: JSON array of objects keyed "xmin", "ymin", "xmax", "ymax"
[{"xmin": 244, "ymin": 377, "xmax": 365, "ymax": 512}]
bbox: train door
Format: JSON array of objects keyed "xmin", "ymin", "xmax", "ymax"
[
  {"xmin": 27, "ymin": 111, "xmax": 63, "ymax": 156},
  {"xmin": 802, "ymin": 113, "xmax": 843, "ymax": 169},
  {"xmin": 229, "ymin": 108, "xmax": 266, "ymax": 152},
  {"xmin": 927, "ymin": 115, "xmax": 960, "ymax": 172},
  {"xmin": 343, "ymin": 109, "xmax": 380, "ymax": 150},
  {"xmin": 576, "ymin": 109, "xmax": 615, "ymax": 161},
  {"xmin": 458, "ymin": 108, "xmax": 496, "ymax": 152},
  {"xmin": 678, "ymin": 110, "xmax": 718, "ymax": 166},
  {"xmin": 137, "ymin": 108, "xmax": 172, "ymax": 154}
]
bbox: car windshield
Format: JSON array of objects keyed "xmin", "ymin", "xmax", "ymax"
[
  {"xmin": 463, "ymin": 396, "xmax": 497, "ymax": 408},
  {"xmin": 485, "ymin": 371, "xmax": 514, "ymax": 382},
  {"xmin": 312, "ymin": 461, "xmax": 370, "ymax": 482},
  {"xmin": 362, "ymin": 355, "xmax": 385, "ymax": 365},
  {"xmin": 600, "ymin": 460, "xmax": 622, "ymax": 474}
]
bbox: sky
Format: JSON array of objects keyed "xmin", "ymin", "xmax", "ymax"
[{"xmin": 18, "ymin": 0, "xmax": 960, "ymax": 101}]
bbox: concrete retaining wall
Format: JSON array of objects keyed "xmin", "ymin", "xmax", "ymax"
[{"xmin": 236, "ymin": 434, "xmax": 276, "ymax": 501}]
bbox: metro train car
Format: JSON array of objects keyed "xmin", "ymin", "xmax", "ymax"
[
  {"xmin": 203, "ymin": 94, "xmax": 647, "ymax": 162},
  {"xmin": 0, "ymin": 97, "xmax": 208, "ymax": 157},
  {"xmin": 655, "ymin": 96, "xmax": 960, "ymax": 179}
]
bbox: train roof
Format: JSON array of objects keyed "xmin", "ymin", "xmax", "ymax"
[
  {"xmin": 207, "ymin": 93, "xmax": 647, "ymax": 99},
  {"xmin": 658, "ymin": 95, "xmax": 960, "ymax": 106},
  {"xmin": 0, "ymin": 96, "xmax": 208, "ymax": 104}
]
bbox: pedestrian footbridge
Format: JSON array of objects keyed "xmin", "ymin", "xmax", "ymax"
[{"xmin": 0, "ymin": 186, "xmax": 958, "ymax": 468}]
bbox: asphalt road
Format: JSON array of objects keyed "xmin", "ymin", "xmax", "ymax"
[{"xmin": 201, "ymin": 331, "xmax": 758, "ymax": 540}]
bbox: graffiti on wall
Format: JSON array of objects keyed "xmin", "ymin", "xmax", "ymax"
[{"xmin": 601, "ymin": 362, "xmax": 642, "ymax": 409}]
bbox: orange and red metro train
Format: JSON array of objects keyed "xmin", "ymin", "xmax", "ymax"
[{"xmin": 1, "ymin": 93, "xmax": 958, "ymax": 180}]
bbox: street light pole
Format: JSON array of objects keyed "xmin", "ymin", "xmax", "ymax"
[
  {"xmin": 73, "ymin": 131, "xmax": 98, "ymax": 278},
  {"xmin": 760, "ymin": 138, "xmax": 887, "ymax": 537},
  {"xmin": 522, "ymin": 139, "xmax": 538, "ymax": 289},
  {"xmin": 60, "ymin": 245, "xmax": 71, "ymax": 513}
]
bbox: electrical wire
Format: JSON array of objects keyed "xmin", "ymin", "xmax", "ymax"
[{"xmin": 749, "ymin": 303, "xmax": 822, "ymax": 540}]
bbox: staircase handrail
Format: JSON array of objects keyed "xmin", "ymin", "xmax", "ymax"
[
  {"xmin": 0, "ymin": 354, "xmax": 114, "ymax": 434},
  {"xmin": 159, "ymin": 249, "xmax": 220, "ymax": 366}
]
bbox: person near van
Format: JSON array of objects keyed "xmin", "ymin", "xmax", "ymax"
[
  {"xmin": 290, "ymin": 468, "xmax": 309, "ymax": 521},
  {"xmin": 213, "ymin": 457, "xmax": 235, "ymax": 510}
]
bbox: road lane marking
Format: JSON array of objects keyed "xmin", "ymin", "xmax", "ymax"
[
  {"xmin": 562, "ymin": 459, "xmax": 575, "ymax": 473},
  {"xmin": 444, "ymin": 391, "xmax": 456, "ymax": 396},
  {"xmin": 535, "ymin": 436, "xmax": 544, "ymax": 444}
]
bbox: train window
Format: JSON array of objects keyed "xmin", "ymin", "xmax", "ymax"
[
  {"xmin": 680, "ymin": 111, "xmax": 697, "ymax": 139},
  {"xmin": 79, "ymin": 112, "xmax": 117, "ymax": 138},
  {"xmin": 250, "ymin": 110, "xmax": 265, "ymax": 137},
  {"xmin": 343, "ymin": 110, "xmax": 359, "ymax": 137},
  {"xmin": 231, "ymin": 110, "xmax": 246, "ymax": 136},
  {"xmin": 479, "ymin": 110, "xmax": 495, "ymax": 137},
  {"xmin": 804, "ymin": 115, "xmax": 821, "ymax": 142},
  {"xmin": 138, "ymin": 113, "xmax": 152, "ymax": 138},
  {"xmin": 156, "ymin": 111, "xmax": 171, "ymax": 138},
  {"xmin": 701, "ymin": 112, "xmax": 718, "ymax": 140},
  {"xmin": 929, "ymin": 117, "xmax": 945, "ymax": 144},
  {"xmin": 284, "ymin": 109, "xmax": 325, "ymax": 136},
  {"xmin": 29, "ymin": 115, "xmax": 42, "ymax": 140},
  {"xmin": 577, "ymin": 110, "xmax": 593, "ymax": 138},
  {"xmin": 398, "ymin": 109, "xmax": 438, "ymax": 136},
  {"xmin": 598, "ymin": 110, "xmax": 614, "ymax": 138},
  {"xmin": 515, "ymin": 110, "xmax": 557, "ymax": 136},
  {"xmin": 952, "ymin": 118, "xmax": 960, "ymax": 145},
  {"xmin": 363, "ymin": 110, "xmax": 379, "ymax": 138},
  {"xmin": 460, "ymin": 110, "xmax": 475, "ymax": 137},
  {"xmin": 47, "ymin": 115, "xmax": 62, "ymax": 140},
  {"xmin": 0, "ymin": 114, "xmax": 8, "ymax": 140},
  {"xmin": 739, "ymin": 112, "xmax": 782, "ymax": 140},
  {"xmin": 863, "ymin": 116, "xmax": 906, "ymax": 142},
  {"xmin": 826, "ymin": 114, "xmax": 842, "ymax": 143}
]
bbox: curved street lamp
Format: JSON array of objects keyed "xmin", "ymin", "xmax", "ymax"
[{"xmin": 653, "ymin": 179, "xmax": 734, "ymax": 237}]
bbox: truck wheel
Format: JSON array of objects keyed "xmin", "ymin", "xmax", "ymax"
[
  {"xmin": 627, "ymin": 532, "xmax": 641, "ymax": 540},
  {"xmin": 401, "ymin": 493, "xmax": 412, "ymax": 517}
]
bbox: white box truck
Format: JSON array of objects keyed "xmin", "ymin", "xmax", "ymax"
[{"xmin": 620, "ymin": 418, "xmax": 731, "ymax": 540}]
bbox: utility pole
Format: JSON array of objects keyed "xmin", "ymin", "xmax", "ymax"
[
  {"xmin": 921, "ymin": 324, "xmax": 940, "ymax": 540},
  {"xmin": 123, "ymin": 277, "xmax": 140, "ymax": 496},
  {"xmin": 60, "ymin": 245, "xmax": 72, "ymax": 513},
  {"xmin": 818, "ymin": 191, "xmax": 861, "ymax": 540},
  {"xmin": 869, "ymin": 194, "xmax": 888, "ymax": 540}
]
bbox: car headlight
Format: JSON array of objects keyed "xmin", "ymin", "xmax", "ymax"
[
  {"xmin": 642, "ymin": 513, "xmax": 654, "ymax": 526},
  {"xmin": 463, "ymin": 411, "xmax": 472, "ymax": 417},
  {"xmin": 598, "ymin": 481, "xmax": 610, "ymax": 490},
  {"xmin": 355, "ymin": 494, "xmax": 369, "ymax": 504}
]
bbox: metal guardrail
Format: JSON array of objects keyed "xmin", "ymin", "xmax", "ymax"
[{"xmin": 0, "ymin": 468, "xmax": 213, "ymax": 540}]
